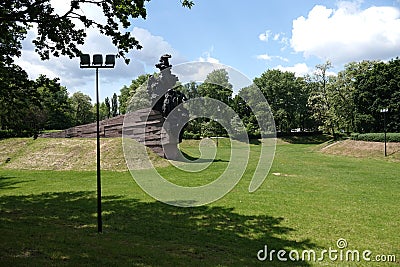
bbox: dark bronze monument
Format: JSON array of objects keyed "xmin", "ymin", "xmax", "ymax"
[
  {"xmin": 41, "ymin": 54, "xmax": 188, "ymax": 160},
  {"xmin": 123, "ymin": 54, "xmax": 188, "ymax": 159}
]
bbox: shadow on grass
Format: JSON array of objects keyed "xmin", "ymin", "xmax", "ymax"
[
  {"xmin": 180, "ymin": 151, "xmax": 229, "ymax": 163},
  {"xmin": 0, "ymin": 175, "xmax": 32, "ymax": 190},
  {"xmin": 280, "ymin": 134, "xmax": 333, "ymax": 144},
  {"xmin": 0, "ymin": 191, "xmax": 316, "ymax": 266},
  {"xmin": 388, "ymin": 147, "xmax": 400, "ymax": 156},
  {"xmin": 249, "ymin": 139, "xmax": 262, "ymax": 145}
]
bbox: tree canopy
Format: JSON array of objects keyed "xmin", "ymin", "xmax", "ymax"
[
  {"xmin": 0, "ymin": 0, "xmax": 194, "ymax": 65},
  {"xmin": 353, "ymin": 59, "xmax": 400, "ymax": 133},
  {"xmin": 254, "ymin": 69, "xmax": 308, "ymax": 133},
  {"xmin": 119, "ymin": 74, "xmax": 150, "ymax": 114},
  {"xmin": 0, "ymin": 0, "xmax": 193, "ymax": 137}
]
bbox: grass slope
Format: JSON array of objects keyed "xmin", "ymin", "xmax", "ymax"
[
  {"xmin": 321, "ymin": 139, "xmax": 400, "ymax": 161},
  {"xmin": 0, "ymin": 138, "xmax": 168, "ymax": 171},
  {"xmin": 0, "ymin": 138, "xmax": 399, "ymax": 266}
]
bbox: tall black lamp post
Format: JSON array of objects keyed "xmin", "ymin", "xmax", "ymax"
[
  {"xmin": 80, "ymin": 54, "xmax": 116, "ymax": 233},
  {"xmin": 380, "ymin": 108, "xmax": 388, "ymax": 157}
]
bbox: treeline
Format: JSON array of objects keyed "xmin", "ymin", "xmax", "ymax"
[
  {"xmin": 118, "ymin": 58, "xmax": 400, "ymax": 138},
  {"xmin": 0, "ymin": 64, "xmax": 120, "ymax": 137},
  {"xmin": 248, "ymin": 59, "xmax": 400, "ymax": 136},
  {"xmin": 2, "ymin": 58, "xmax": 399, "ymax": 138}
]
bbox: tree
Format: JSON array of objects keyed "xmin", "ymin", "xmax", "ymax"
[
  {"xmin": 119, "ymin": 74, "xmax": 150, "ymax": 114},
  {"xmin": 0, "ymin": 9, "xmax": 26, "ymax": 66},
  {"xmin": 118, "ymin": 85, "xmax": 130, "ymax": 115},
  {"xmin": 111, "ymin": 93, "xmax": 119, "ymax": 117},
  {"xmin": 178, "ymin": 81, "xmax": 202, "ymax": 136},
  {"xmin": 104, "ymin": 97, "xmax": 111, "ymax": 118},
  {"xmin": 196, "ymin": 69, "xmax": 234, "ymax": 137},
  {"xmin": 1, "ymin": 0, "xmax": 194, "ymax": 64},
  {"xmin": 0, "ymin": 64, "xmax": 40, "ymax": 134},
  {"xmin": 93, "ymin": 102, "xmax": 109, "ymax": 121},
  {"xmin": 325, "ymin": 61, "xmax": 376, "ymax": 134},
  {"xmin": 254, "ymin": 69, "xmax": 308, "ymax": 133},
  {"xmin": 236, "ymin": 83, "xmax": 277, "ymax": 137},
  {"xmin": 231, "ymin": 94, "xmax": 258, "ymax": 138},
  {"xmin": 180, "ymin": 81, "xmax": 200, "ymax": 99},
  {"xmin": 198, "ymin": 69, "xmax": 233, "ymax": 105},
  {"xmin": 69, "ymin": 92, "xmax": 94, "ymax": 126},
  {"xmin": 126, "ymin": 81, "xmax": 151, "ymax": 112},
  {"xmin": 0, "ymin": 69, "xmax": 75, "ymax": 134},
  {"xmin": 36, "ymin": 75, "xmax": 73, "ymax": 130},
  {"xmin": 353, "ymin": 58, "xmax": 400, "ymax": 133},
  {"xmin": 307, "ymin": 61, "xmax": 338, "ymax": 135}
]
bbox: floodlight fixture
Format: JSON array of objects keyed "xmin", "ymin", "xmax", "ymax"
[
  {"xmin": 105, "ymin": 54, "xmax": 116, "ymax": 67},
  {"xmin": 80, "ymin": 54, "xmax": 90, "ymax": 66},
  {"xmin": 92, "ymin": 54, "xmax": 103, "ymax": 65},
  {"xmin": 80, "ymin": 54, "xmax": 116, "ymax": 69}
]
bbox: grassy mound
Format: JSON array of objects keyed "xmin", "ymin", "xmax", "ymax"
[
  {"xmin": 0, "ymin": 138, "xmax": 168, "ymax": 171},
  {"xmin": 320, "ymin": 139, "xmax": 400, "ymax": 160}
]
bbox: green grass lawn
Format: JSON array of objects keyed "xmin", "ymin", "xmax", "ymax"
[{"xmin": 0, "ymin": 139, "xmax": 399, "ymax": 266}]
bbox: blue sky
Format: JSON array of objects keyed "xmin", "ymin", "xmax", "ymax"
[{"xmin": 16, "ymin": 0, "xmax": 400, "ymax": 101}]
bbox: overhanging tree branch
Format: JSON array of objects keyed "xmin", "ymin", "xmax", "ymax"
[{"xmin": 1, "ymin": 0, "xmax": 194, "ymax": 65}]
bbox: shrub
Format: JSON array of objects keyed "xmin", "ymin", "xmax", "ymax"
[
  {"xmin": 183, "ymin": 131, "xmax": 201, "ymax": 140},
  {"xmin": 0, "ymin": 130, "xmax": 33, "ymax": 139},
  {"xmin": 350, "ymin": 133, "xmax": 400, "ymax": 142}
]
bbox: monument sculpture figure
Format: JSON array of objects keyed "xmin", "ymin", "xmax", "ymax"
[
  {"xmin": 155, "ymin": 54, "xmax": 172, "ymax": 70},
  {"xmin": 148, "ymin": 54, "xmax": 187, "ymax": 116},
  {"xmin": 123, "ymin": 54, "xmax": 188, "ymax": 159}
]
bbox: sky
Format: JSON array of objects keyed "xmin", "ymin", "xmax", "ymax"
[{"xmin": 14, "ymin": 0, "xmax": 400, "ymax": 101}]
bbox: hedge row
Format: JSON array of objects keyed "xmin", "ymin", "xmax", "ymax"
[
  {"xmin": 0, "ymin": 130, "xmax": 34, "ymax": 139},
  {"xmin": 350, "ymin": 133, "xmax": 400, "ymax": 142},
  {"xmin": 182, "ymin": 132, "xmax": 201, "ymax": 140}
]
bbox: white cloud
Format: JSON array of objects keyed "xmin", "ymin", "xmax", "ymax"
[
  {"xmin": 276, "ymin": 56, "xmax": 289, "ymax": 62},
  {"xmin": 256, "ymin": 54, "xmax": 272, "ymax": 61},
  {"xmin": 16, "ymin": 26, "xmax": 141, "ymax": 86},
  {"xmin": 198, "ymin": 51, "xmax": 220, "ymax": 64},
  {"xmin": 279, "ymin": 36, "xmax": 289, "ymax": 47},
  {"xmin": 50, "ymin": 0, "xmax": 71, "ymax": 15},
  {"xmin": 259, "ymin": 30, "xmax": 272, "ymax": 42},
  {"xmin": 291, "ymin": 2, "xmax": 400, "ymax": 63},
  {"xmin": 259, "ymin": 30, "xmax": 289, "ymax": 52},
  {"xmin": 256, "ymin": 53, "xmax": 289, "ymax": 62},
  {"xmin": 131, "ymin": 27, "xmax": 185, "ymax": 67},
  {"xmin": 274, "ymin": 63, "xmax": 337, "ymax": 77},
  {"xmin": 273, "ymin": 33, "xmax": 281, "ymax": 41},
  {"xmin": 50, "ymin": 0, "xmax": 107, "ymax": 26},
  {"xmin": 274, "ymin": 63, "xmax": 312, "ymax": 77}
]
